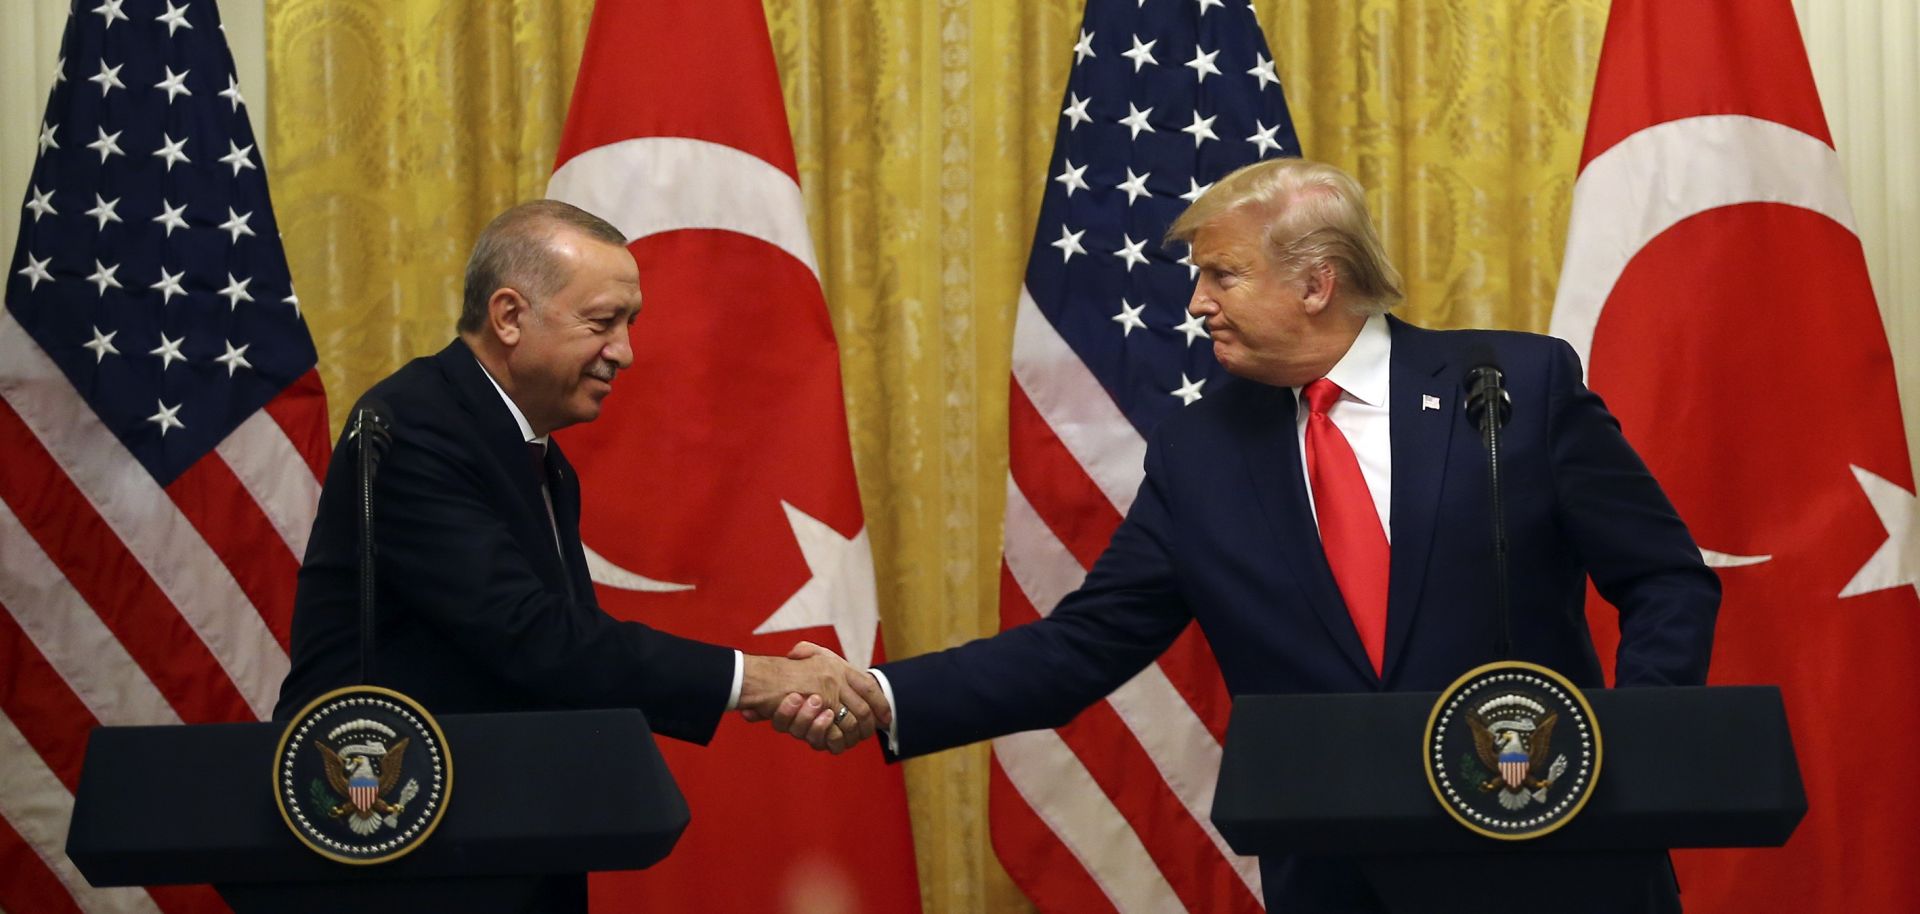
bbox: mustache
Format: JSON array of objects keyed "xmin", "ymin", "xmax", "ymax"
[{"xmin": 585, "ymin": 360, "xmax": 618, "ymax": 383}]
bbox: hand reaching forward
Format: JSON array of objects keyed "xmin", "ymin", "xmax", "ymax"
[
  {"xmin": 756, "ymin": 643, "xmax": 892, "ymax": 754},
  {"xmin": 738, "ymin": 641, "xmax": 883, "ymax": 753}
]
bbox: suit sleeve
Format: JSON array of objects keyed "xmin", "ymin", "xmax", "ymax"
[
  {"xmin": 1545, "ymin": 338, "xmax": 1720, "ymax": 686},
  {"xmin": 375, "ymin": 426, "xmax": 735, "ymax": 743},
  {"xmin": 876, "ymin": 437, "xmax": 1193, "ymax": 759}
]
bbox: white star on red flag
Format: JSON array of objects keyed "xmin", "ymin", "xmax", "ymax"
[
  {"xmin": 1840, "ymin": 465, "xmax": 1920, "ymax": 601},
  {"xmin": 1552, "ymin": 2, "xmax": 1920, "ymax": 908},
  {"xmin": 542, "ymin": 2, "xmax": 918, "ymax": 908},
  {"xmin": 752, "ymin": 502, "xmax": 881, "ymax": 669}
]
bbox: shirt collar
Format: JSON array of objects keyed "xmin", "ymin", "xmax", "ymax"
[
  {"xmin": 1313, "ymin": 313, "xmax": 1391, "ymax": 407},
  {"xmin": 474, "ymin": 356, "xmax": 545, "ymax": 445}
]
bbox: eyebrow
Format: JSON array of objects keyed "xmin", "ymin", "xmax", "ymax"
[{"xmin": 588, "ymin": 299, "xmax": 640, "ymax": 316}]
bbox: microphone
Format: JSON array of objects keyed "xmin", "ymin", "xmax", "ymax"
[
  {"xmin": 347, "ymin": 398, "xmax": 394, "ymax": 473},
  {"xmin": 1463, "ymin": 351, "xmax": 1513, "ymax": 660},
  {"xmin": 1465, "ymin": 362, "xmax": 1511, "ymax": 432},
  {"xmin": 349, "ymin": 399, "xmax": 393, "ymax": 684}
]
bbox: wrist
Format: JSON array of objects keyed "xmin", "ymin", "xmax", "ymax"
[{"xmin": 738, "ymin": 654, "xmax": 779, "ymax": 711}]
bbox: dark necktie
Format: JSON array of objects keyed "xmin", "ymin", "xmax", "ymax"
[
  {"xmin": 1303, "ymin": 378, "xmax": 1389, "ymax": 675},
  {"xmin": 525, "ymin": 439, "xmax": 576, "ymax": 602},
  {"xmin": 526, "ymin": 440, "xmax": 547, "ymax": 484}
]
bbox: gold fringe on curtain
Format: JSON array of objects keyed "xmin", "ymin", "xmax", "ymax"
[{"xmin": 266, "ymin": 2, "xmax": 1608, "ymax": 911}]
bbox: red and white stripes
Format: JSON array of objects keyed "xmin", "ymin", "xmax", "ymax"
[
  {"xmin": 0, "ymin": 308, "xmax": 328, "ymax": 914},
  {"xmin": 992, "ymin": 287, "xmax": 1263, "ymax": 913}
]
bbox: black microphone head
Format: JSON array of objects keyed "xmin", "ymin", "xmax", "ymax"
[
  {"xmin": 1463, "ymin": 346, "xmax": 1511, "ymax": 431},
  {"xmin": 1462, "ymin": 343, "xmax": 1500, "ymax": 381},
  {"xmin": 348, "ymin": 397, "xmax": 394, "ymax": 461},
  {"xmin": 352, "ymin": 396, "xmax": 392, "ymax": 420}
]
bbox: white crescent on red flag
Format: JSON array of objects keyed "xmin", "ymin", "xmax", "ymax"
[
  {"xmin": 547, "ymin": 2, "xmax": 920, "ymax": 910},
  {"xmin": 1553, "ymin": 1, "xmax": 1920, "ymax": 909}
]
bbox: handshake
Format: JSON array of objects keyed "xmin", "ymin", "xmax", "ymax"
[{"xmin": 737, "ymin": 641, "xmax": 891, "ymax": 754}]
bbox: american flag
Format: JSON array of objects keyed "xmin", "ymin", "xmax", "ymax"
[
  {"xmin": 1, "ymin": 1, "xmax": 330, "ymax": 911},
  {"xmin": 992, "ymin": 0, "xmax": 1296, "ymax": 910}
]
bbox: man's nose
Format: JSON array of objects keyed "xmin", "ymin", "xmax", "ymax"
[
  {"xmin": 605, "ymin": 323, "xmax": 635, "ymax": 368},
  {"xmin": 1188, "ymin": 288, "xmax": 1216, "ymax": 316}
]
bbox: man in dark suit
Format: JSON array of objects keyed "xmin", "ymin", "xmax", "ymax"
[
  {"xmin": 276, "ymin": 203, "xmax": 880, "ymax": 907},
  {"xmin": 795, "ymin": 159, "xmax": 1719, "ymax": 911}
]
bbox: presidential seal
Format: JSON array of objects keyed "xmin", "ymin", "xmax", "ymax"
[
  {"xmin": 1424, "ymin": 661, "xmax": 1600, "ymax": 840},
  {"xmin": 274, "ymin": 685, "xmax": 452, "ymax": 864}
]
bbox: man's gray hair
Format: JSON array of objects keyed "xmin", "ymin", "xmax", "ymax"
[
  {"xmin": 1165, "ymin": 158, "xmax": 1404, "ymax": 315},
  {"xmin": 457, "ymin": 200, "xmax": 630, "ymax": 333}
]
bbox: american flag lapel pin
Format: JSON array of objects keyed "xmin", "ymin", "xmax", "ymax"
[{"xmin": 1422, "ymin": 394, "xmax": 1441, "ymax": 411}]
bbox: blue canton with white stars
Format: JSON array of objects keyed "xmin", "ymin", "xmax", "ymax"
[
  {"xmin": 6, "ymin": 0, "xmax": 315, "ymax": 486},
  {"xmin": 1027, "ymin": 0, "xmax": 1297, "ymax": 436}
]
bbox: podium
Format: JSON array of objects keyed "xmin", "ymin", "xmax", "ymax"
[
  {"xmin": 66, "ymin": 708, "xmax": 687, "ymax": 913},
  {"xmin": 1211, "ymin": 686, "xmax": 1805, "ymax": 912}
]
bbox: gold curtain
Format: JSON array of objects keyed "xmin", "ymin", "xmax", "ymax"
[
  {"xmin": 1267, "ymin": 0, "xmax": 1611, "ymax": 332},
  {"xmin": 267, "ymin": 0, "xmax": 591, "ymax": 418},
  {"xmin": 267, "ymin": 2, "xmax": 1609, "ymax": 911}
]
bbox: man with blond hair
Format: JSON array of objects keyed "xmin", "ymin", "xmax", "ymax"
[{"xmin": 819, "ymin": 159, "xmax": 1718, "ymax": 912}]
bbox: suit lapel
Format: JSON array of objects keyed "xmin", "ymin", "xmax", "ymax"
[
  {"xmin": 1229, "ymin": 379, "xmax": 1380, "ymax": 683},
  {"xmin": 433, "ymin": 341, "xmax": 575, "ymax": 596},
  {"xmin": 1383, "ymin": 317, "xmax": 1454, "ymax": 681}
]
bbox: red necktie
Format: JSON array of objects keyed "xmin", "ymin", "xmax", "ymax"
[{"xmin": 1303, "ymin": 378, "xmax": 1389, "ymax": 675}]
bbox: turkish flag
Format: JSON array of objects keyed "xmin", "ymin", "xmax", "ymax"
[
  {"xmin": 1553, "ymin": 1, "xmax": 1920, "ymax": 910},
  {"xmin": 546, "ymin": 3, "xmax": 921, "ymax": 911}
]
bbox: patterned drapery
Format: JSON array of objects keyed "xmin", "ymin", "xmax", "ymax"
[{"xmin": 263, "ymin": 2, "xmax": 1622, "ymax": 910}]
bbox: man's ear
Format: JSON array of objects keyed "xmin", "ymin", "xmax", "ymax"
[
  {"xmin": 1300, "ymin": 260, "xmax": 1339, "ymax": 316},
  {"xmin": 488, "ymin": 287, "xmax": 530, "ymax": 346}
]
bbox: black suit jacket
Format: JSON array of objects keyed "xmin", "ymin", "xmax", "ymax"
[
  {"xmin": 879, "ymin": 318, "xmax": 1719, "ymax": 910},
  {"xmin": 276, "ymin": 339, "xmax": 734, "ymax": 743}
]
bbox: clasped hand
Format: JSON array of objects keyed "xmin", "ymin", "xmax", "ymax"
[{"xmin": 737, "ymin": 641, "xmax": 890, "ymax": 754}]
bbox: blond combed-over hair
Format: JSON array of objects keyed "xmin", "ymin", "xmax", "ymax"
[{"xmin": 1166, "ymin": 158, "xmax": 1404, "ymax": 315}]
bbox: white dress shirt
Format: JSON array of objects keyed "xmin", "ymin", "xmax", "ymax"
[
  {"xmin": 475, "ymin": 358, "xmax": 746, "ymax": 709},
  {"xmin": 873, "ymin": 314, "xmax": 1398, "ymax": 753},
  {"xmin": 1294, "ymin": 313, "xmax": 1394, "ymax": 541}
]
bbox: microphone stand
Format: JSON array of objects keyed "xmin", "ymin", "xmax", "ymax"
[
  {"xmin": 350, "ymin": 405, "xmax": 391, "ymax": 684},
  {"xmin": 1467, "ymin": 367, "xmax": 1513, "ymax": 659}
]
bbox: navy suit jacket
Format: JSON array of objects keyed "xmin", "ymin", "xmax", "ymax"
[
  {"xmin": 878, "ymin": 317, "xmax": 1719, "ymax": 905},
  {"xmin": 276, "ymin": 339, "xmax": 735, "ymax": 744}
]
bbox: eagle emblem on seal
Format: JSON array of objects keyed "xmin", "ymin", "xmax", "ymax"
[
  {"xmin": 276, "ymin": 685, "xmax": 450, "ymax": 864},
  {"xmin": 1467, "ymin": 693, "xmax": 1570, "ymax": 810},
  {"xmin": 1425, "ymin": 662, "xmax": 1599, "ymax": 839},
  {"xmin": 311, "ymin": 721, "xmax": 420, "ymax": 835}
]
